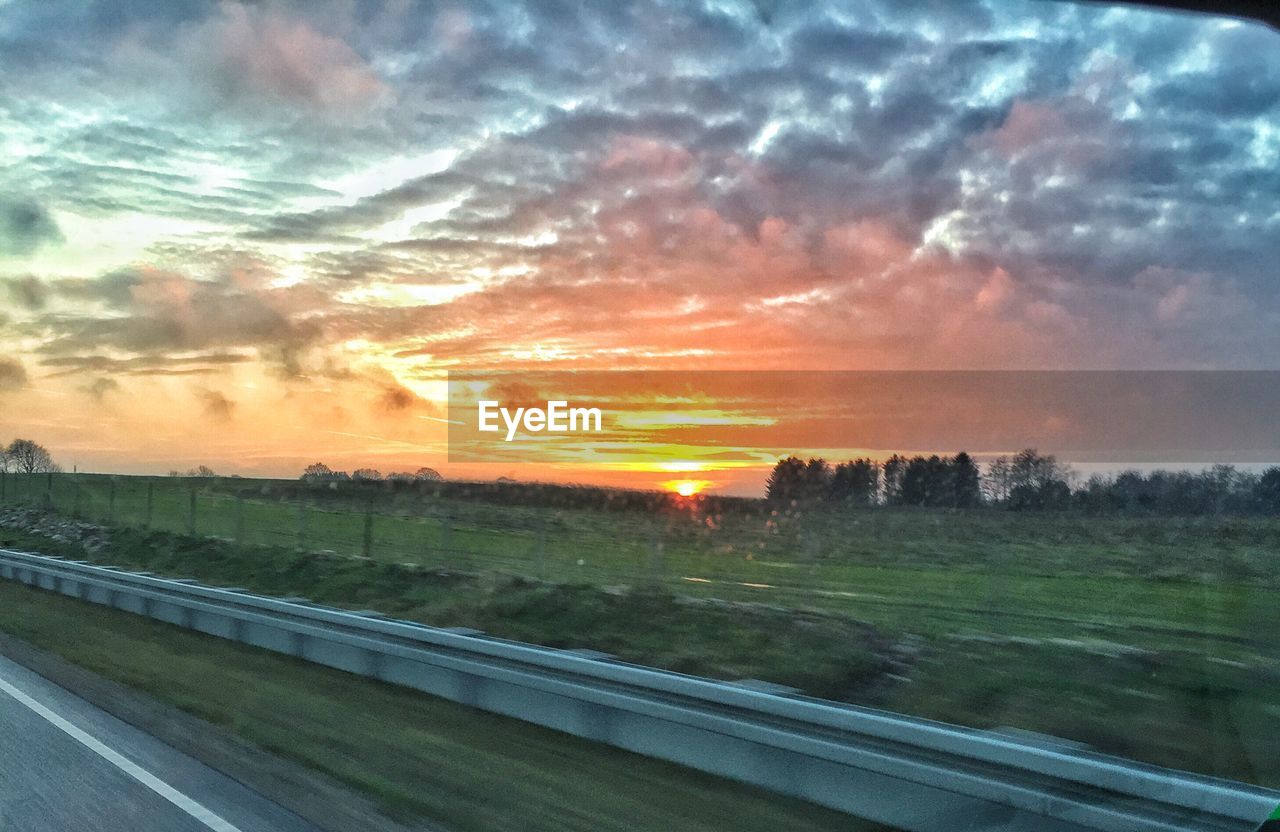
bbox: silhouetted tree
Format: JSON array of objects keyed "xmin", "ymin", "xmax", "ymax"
[
  {"xmin": 4, "ymin": 439, "xmax": 59, "ymax": 474},
  {"xmin": 1257, "ymin": 467, "xmax": 1280, "ymax": 514},
  {"xmin": 766, "ymin": 456, "xmax": 804, "ymax": 504},
  {"xmin": 985, "ymin": 456, "xmax": 1012, "ymax": 503},
  {"xmin": 765, "ymin": 456, "xmax": 829, "ymax": 505},
  {"xmin": 803, "ymin": 458, "xmax": 831, "ymax": 501},
  {"xmin": 897, "ymin": 455, "xmax": 956, "ymax": 507},
  {"xmin": 829, "ymin": 459, "xmax": 878, "ymax": 505},
  {"xmin": 952, "ymin": 452, "xmax": 982, "ymax": 507},
  {"xmin": 1078, "ymin": 464, "xmax": 1263, "ymax": 516},
  {"xmin": 301, "ymin": 462, "xmax": 335, "ymax": 481},
  {"xmin": 1005, "ymin": 449, "xmax": 1072, "ymax": 510},
  {"xmin": 352, "ymin": 468, "xmax": 384, "ymax": 481},
  {"xmin": 899, "ymin": 456, "xmax": 931, "ymax": 506},
  {"xmin": 881, "ymin": 455, "xmax": 906, "ymax": 505}
]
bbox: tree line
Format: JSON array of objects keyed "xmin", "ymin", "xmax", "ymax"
[
  {"xmin": 766, "ymin": 449, "xmax": 1280, "ymax": 515},
  {"xmin": 300, "ymin": 462, "xmax": 444, "ymax": 483}
]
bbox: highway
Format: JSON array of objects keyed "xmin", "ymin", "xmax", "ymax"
[{"xmin": 0, "ymin": 654, "xmax": 319, "ymax": 832}]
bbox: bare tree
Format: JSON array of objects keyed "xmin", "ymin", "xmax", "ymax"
[
  {"xmin": 301, "ymin": 462, "xmax": 335, "ymax": 481},
  {"xmin": 413, "ymin": 467, "xmax": 443, "ymax": 482},
  {"xmin": 4, "ymin": 439, "xmax": 59, "ymax": 474},
  {"xmin": 985, "ymin": 456, "xmax": 1012, "ymax": 503}
]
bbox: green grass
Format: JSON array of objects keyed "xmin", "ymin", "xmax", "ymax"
[
  {"xmin": 0, "ymin": 580, "xmax": 885, "ymax": 832},
  {"xmin": 895, "ymin": 639, "xmax": 1279, "ymax": 786},
  {"xmin": 6, "ymin": 472, "xmax": 1278, "ymax": 656},
  {"xmin": 3, "ymin": 472, "xmax": 1279, "ymax": 788},
  {"xmin": 0, "ymin": 523, "xmax": 894, "ymax": 702},
  {"xmin": 2, "ymin": 517, "xmax": 1277, "ymax": 788}
]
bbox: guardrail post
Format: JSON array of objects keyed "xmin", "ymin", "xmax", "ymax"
[
  {"xmin": 107, "ymin": 477, "xmax": 116, "ymax": 523},
  {"xmin": 145, "ymin": 480, "xmax": 154, "ymax": 529},
  {"xmin": 362, "ymin": 503, "xmax": 374, "ymax": 558},
  {"xmin": 187, "ymin": 486, "xmax": 197, "ymax": 535}
]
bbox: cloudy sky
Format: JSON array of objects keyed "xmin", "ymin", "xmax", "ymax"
[{"xmin": 1, "ymin": 0, "xmax": 1277, "ymax": 486}]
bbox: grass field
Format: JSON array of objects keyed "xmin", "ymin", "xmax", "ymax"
[
  {"xmin": 3, "ymin": 472, "xmax": 1276, "ymax": 654},
  {"xmin": 0, "ymin": 580, "xmax": 881, "ymax": 832},
  {"xmin": 1, "ymin": 471, "xmax": 1277, "ymax": 788}
]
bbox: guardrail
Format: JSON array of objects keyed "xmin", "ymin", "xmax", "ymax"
[{"xmin": 1, "ymin": 547, "xmax": 1275, "ymax": 832}]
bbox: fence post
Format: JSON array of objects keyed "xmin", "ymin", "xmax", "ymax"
[
  {"xmin": 535, "ymin": 521, "xmax": 547, "ymax": 580},
  {"xmin": 107, "ymin": 477, "xmax": 116, "ymax": 523},
  {"xmin": 362, "ymin": 503, "xmax": 374, "ymax": 558},
  {"xmin": 187, "ymin": 487, "xmax": 197, "ymax": 535},
  {"xmin": 440, "ymin": 514, "xmax": 453, "ymax": 568},
  {"xmin": 72, "ymin": 474, "xmax": 80, "ymax": 518},
  {"xmin": 234, "ymin": 493, "xmax": 245, "ymax": 543},
  {"xmin": 45, "ymin": 472, "xmax": 53, "ymax": 509},
  {"xmin": 649, "ymin": 527, "xmax": 665, "ymax": 585},
  {"xmin": 145, "ymin": 481, "xmax": 154, "ymax": 529},
  {"xmin": 0, "ymin": 471, "xmax": 5, "ymax": 503},
  {"xmin": 296, "ymin": 503, "xmax": 308, "ymax": 550}
]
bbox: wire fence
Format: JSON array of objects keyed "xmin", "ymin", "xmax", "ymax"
[
  {"xmin": 0, "ymin": 471, "xmax": 1275, "ymax": 658},
  {"xmin": 0, "ymin": 471, "xmax": 772, "ymax": 596}
]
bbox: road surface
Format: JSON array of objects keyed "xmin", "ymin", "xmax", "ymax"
[{"xmin": 0, "ymin": 653, "xmax": 320, "ymax": 832}]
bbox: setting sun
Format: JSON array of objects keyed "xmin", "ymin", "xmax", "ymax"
[{"xmin": 665, "ymin": 479, "xmax": 711, "ymax": 497}]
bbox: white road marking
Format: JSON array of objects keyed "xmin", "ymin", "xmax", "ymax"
[{"xmin": 0, "ymin": 675, "xmax": 246, "ymax": 832}]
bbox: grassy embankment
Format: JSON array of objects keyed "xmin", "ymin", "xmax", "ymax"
[
  {"xmin": 1, "ymin": 514, "xmax": 1277, "ymax": 788},
  {"xmin": 7, "ymin": 472, "xmax": 1280, "ymax": 654},
  {"xmin": 0, "ymin": 579, "xmax": 881, "ymax": 832}
]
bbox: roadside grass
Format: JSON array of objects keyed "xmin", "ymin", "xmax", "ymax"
[
  {"xmin": 895, "ymin": 638, "xmax": 1279, "ymax": 787},
  {"xmin": 7, "ymin": 473, "xmax": 1279, "ymax": 656},
  {"xmin": 0, "ymin": 580, "xmax": 886, "ymax": 832},
  {"xmin": 2, "ymin": 516, "xmax": 1277, "ymax": 788},
  {"xmin": 0, "ymin": 523, "xmax": 896, "ymax": 702}
]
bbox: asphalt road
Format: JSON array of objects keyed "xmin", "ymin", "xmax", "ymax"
[{"xmin": 0, "ymin": 654, "xmax": 320, "ymax": 832}]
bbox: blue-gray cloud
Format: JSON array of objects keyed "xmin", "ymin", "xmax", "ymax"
[
  {"xmin": 0, "ymin": 198, "xmax": 62, "ymax": 255},
  {"xmin": 1, "ymin": 0, "xmax": 1278, "ymax": 373}
]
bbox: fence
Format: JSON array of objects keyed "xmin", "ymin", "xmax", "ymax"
[
  {"xmin": 0, "ymin": 471, "xmax": 852, "ymax": 599},
  {"xmin": 1, "ymin": 471, "xmax": 1277, "ymax": 637},
  {"xmin": 1, "ymin": 470, "xmax": 1278, "ymax": 791}
]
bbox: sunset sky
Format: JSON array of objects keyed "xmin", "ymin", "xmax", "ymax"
[{"xmin": 1, "ymin": 0, "xmax": 1278, "ymax": 492}]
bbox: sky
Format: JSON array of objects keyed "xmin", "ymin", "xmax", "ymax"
[{"xmin": 1, "ymin": 0, "xmax": 1278, "ymax": 491}]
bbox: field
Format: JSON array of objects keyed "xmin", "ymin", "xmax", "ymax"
[{"xmin": 1, "ymin": 471, "xmax": 1277, "ymax": 788}]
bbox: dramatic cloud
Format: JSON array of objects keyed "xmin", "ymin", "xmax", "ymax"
[
  {"xmin": 82, "ymin": 377, "xmax": 120, "ymax": 401},
  {"xmin": 192, "ymin": 2, "xmax": 386, "ymax": 114},
  {"xmin": 377, "ymin": 382, "xmax": 418, "ymax": 413},
  {"xmin": 0, "ymin": 199, "xmax": 62, "ymax": 255},
  {"xmin": 0, "ymin": 359, "xmax": 27, "ymax": 392},
  {"xmin": 1, "ymin": 0, "xmax": 1278, "ymax": 477},
  {"xmin": 28, "ymin": 266, "xmax": 322, "ymax": 365},
  {"xmin": 199, "ymin": 388, "xmax": 236, "ymax": 422}
]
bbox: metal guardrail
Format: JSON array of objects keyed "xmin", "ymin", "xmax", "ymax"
[{"xmin": 1, "ymin": 547, "xmax": 1275, "ymax": 832}]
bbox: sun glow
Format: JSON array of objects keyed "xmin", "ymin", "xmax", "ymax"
[{"xmin": 665, "ymin": 479, "xmax": 712, "ymax": 497}]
